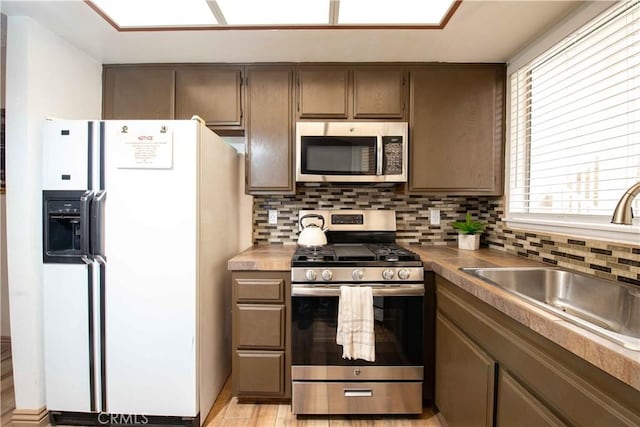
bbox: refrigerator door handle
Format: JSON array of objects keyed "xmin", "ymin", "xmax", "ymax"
[
  {"xmin": 91, "ymin": 191, "xmax": 107, "ymax": 260},
  {"xmin": 80, "ymin": 191, "xmax": 94, "ymax": 264}
]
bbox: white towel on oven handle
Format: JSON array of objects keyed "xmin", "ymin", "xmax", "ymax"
[{"xmin": 336, "ymin": 285, "xmax": 375, "ymax": 362}]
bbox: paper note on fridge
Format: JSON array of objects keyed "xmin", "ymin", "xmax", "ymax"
[{"xmin": 118, "ymin": 132, "xmax": 173, "ymax": 169}]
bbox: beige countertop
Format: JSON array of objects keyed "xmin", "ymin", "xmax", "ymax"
[
  {"xmin": 227, "ymin": 244, "xmax": 296, "ymax": 271},
  {"xmin": 228, "ymin": 244, "xmax": 640, "ymax": 391}
]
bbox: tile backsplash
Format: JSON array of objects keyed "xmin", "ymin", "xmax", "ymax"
[
  {"xmin": 253, "ymin": 185, "xmax": 496, "ymax": 245},
  {"xmin": 253, "ymin": 184, "xmax": 640, "ymax": 286}
]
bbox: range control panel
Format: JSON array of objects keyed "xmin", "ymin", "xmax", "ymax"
[{"xmin": 331, "ymin": 214, "xmax": 364, "ymax": 225}]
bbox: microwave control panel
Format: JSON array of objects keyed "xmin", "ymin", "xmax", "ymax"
[{"xmin": 382, "ymin": 136, "xmax": 403, "ymax": 175}]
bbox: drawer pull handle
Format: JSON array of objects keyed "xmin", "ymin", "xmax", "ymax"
[{"xmin": 344, "ymin": 388, "xmax": 373, "ymax": 397}]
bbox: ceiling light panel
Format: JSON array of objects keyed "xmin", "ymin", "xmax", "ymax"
[
  {"xmin": 91, "ymin": 0, "xmax": 217, "ymax": 27},
  {"xmin": 215, "ymin": 0, "xmax": 330, "ymax": 25},
  {"xmin": 338, "ymin": 0, "xmax": 456, "ymax": 25}
]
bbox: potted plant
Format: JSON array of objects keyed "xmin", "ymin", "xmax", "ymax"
[{"xmin": 451, "ymin": 212, "xmax": 485, "ymax": 250}]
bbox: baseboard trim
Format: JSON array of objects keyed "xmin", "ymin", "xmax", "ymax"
[
  {"xmin": 11, "ymin": 407, "xmax": 49, "ymax": 427},
  {"xmin": 435, "ymin": 411, "xmax": 449, "ymax": 427}
]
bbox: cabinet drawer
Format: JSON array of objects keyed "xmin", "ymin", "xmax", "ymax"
[
  {"xmin": 292, "ymin": 381, "xmax": 422, "ymax": 415},
  {"xmin": 234, "ymin": 277, "xmax": 284, "ymax": 303},
  {"xmin": 235, "ymin": 351, "xmax": 284, "ymax": 396},
  {"xmin": 235, "ymin": 305, "xmax": 285, "ymax": 349}
]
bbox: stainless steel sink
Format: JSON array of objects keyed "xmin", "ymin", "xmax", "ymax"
[{"xmin": 460, "ymin": 267, "xmax": 640, "ymax": 351}]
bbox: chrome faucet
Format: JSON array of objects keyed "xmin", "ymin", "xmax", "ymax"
[{"xmin": 611, "ymin": 181, "xmax": 640, "ymax": 225}]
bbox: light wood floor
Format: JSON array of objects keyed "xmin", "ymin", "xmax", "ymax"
[
  {"xmin": 203, "ymin": 377, "xmax": 445, "ymax": 426},
  {"xmin": 0, "ymin": 342, "xmax": 443, "ymax": 426}
]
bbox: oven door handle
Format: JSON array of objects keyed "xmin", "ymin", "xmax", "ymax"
[{"xmin": 291, "ymin": 284, "xmax": 424, "ymax": 297}]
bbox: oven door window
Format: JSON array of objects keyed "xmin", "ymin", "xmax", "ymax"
[
  {"xmin": 292, "ymin": 295, "xmax": 423, "ymax": 366},
  {"xmin": 300, "ymin": 136, "xmax": 377, "ymax": 175}
]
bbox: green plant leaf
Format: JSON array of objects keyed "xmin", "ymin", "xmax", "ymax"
[{"xmin": 451, "ymin": 211, "xmax": 485, "ymax": 235}]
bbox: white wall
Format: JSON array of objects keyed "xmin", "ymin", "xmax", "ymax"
[
  {"xmin": 1, "ymin": 195, "xmax": 9, "ymax": 338},
  {"xmin": 1, "ymin": 12, "xmax": 10, "ymax": 339},
  {"xmin": 507, "ymin": 1, "xmax": 613, "ymax": 74},
  {"xmin": 5, "ymin": 15, "xmax": 101, "ymax": 410},
  {"xmin": 0, "ymin": 191, "xmax": 8, "ymax": 339}
]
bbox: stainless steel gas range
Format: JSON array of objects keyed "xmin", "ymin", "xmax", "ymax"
[{"xmin": 290, "ymin": 210, "xmax": 426, "ymax": 415}]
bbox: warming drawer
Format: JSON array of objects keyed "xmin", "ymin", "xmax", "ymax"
[{"xmin": 291, "ymin": 381, "xmax": 422, "ymax": 415}]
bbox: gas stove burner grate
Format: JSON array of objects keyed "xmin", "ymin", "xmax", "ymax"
[
  {"xmin": 292, "ymin": 243, "xmax": 422, "ymax": 265},
  {"xmin": 367, "ymin": 244, "xmax": 421, "ymax": 262},
  {"xmin": 294, "ymin": 247, "xmax": 337, "ymax": 262}
]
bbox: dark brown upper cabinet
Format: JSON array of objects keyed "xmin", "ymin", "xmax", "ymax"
[
  {"xmin": 408, "ymin": 65, "xmax": 506, "ymax": 195},
  {"xmin": 245, "ymin": 66, "xmax": 295, "ymax": 194},
  {"xmin": 103, "ymin": 66, "xmax": 175, "ymax": 120},
  {"xmin": 352, "ymin": 67, "xmax": 407, "ymax": 119},
  {"xmin": 297, "ymin": 67, "xmax": 349, "ymax": 119},
  {"xmin": 297, "ymin": 65, "xmax": 407, "ymax": 120},
  {"xmin": 175, "ymin": 66, "xmax": 243, "ymax": 129},
  {"xmin": 103, "ymin": 65, "xmax": 244, "ymax": 132}
]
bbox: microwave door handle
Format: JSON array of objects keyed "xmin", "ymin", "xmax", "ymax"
[
  {"xmin": 376, "ymin": 136, "xmax": 383, "ymax": 176},
  {"xmin": 80, "ymin": 191, "xmax": 94, "ymax": 264}
]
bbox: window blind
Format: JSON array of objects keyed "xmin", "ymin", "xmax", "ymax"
[{"xmin": 509, "ymin": 0, "xmax": 640, "ymax": 220}]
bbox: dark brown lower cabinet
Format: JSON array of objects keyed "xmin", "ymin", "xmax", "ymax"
[
  {"xmin": 235, "ymin": 351, "xmax": 285, "ymax": 395},
  {"xmin": 235, "ymin": 305, "xmax": 285, "ymax": 349},
  {"xmin": 435, "ymin": 275, "xmax": 640, "ymax": 427},
  {"xmin": 435, "ymin": 313, "xmax": 495, "ymax": 427},
  {"xmin": 232, "ymin": 271, "xmax": 291, "ymax": 400},
  {"xmin": 497, "ymin": 369, "xmax": 566, "ymax": 427}
]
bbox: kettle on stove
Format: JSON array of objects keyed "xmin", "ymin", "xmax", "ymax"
[{"xmin": 297, "ymin": 214, "xmax": 328, "ymax": 247}]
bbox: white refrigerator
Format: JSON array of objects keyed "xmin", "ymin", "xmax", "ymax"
[{"xmin": 41, "ymin": 118, "xmax": 240, "ymax": 426}]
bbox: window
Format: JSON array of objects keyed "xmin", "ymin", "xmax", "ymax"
[{"xmin": 508, "ymin": 1, "xmax": 640, "ymax": 241}]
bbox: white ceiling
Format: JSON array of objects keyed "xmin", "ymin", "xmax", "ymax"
[{"xmin": 1, "ymin": 0, "xmax": 597, "ymax": 64}]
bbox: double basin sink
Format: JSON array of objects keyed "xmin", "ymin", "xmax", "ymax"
[{"xmin": 461, "ymin": 267, "xmax": 640, "ymax": 351}]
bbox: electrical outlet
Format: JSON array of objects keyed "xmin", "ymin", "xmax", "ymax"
[
  {"xmin": 268, "ymin": 210, "xmax": 278, "ymax": 225},
  {"xmin": 429, "ymin": 208, "xmax": 441, "ymax": 225}
]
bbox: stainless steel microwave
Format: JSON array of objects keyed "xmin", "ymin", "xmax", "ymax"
[{"xmin": 296, "ymin": 121, "xmax": 408, "ymax": 183}]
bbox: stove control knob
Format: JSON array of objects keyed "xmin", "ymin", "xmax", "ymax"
[
  {"xmin": 305, "ymin": 270, "xmax": 317, "ymax": 281},
  {"xmin": 398, "ymin": 269, "xmax": 410, "ymax": 280},
  {"xmin": 321, "ymin": 270, "xmax": 333, "ymax": 281},
  {"xmin": 352, "ymin": 269, "xmax": 364, "ymax": 281},
  {"xmin": 382, "ymin": 269, "xmax": 395, "ymax": 280}
]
